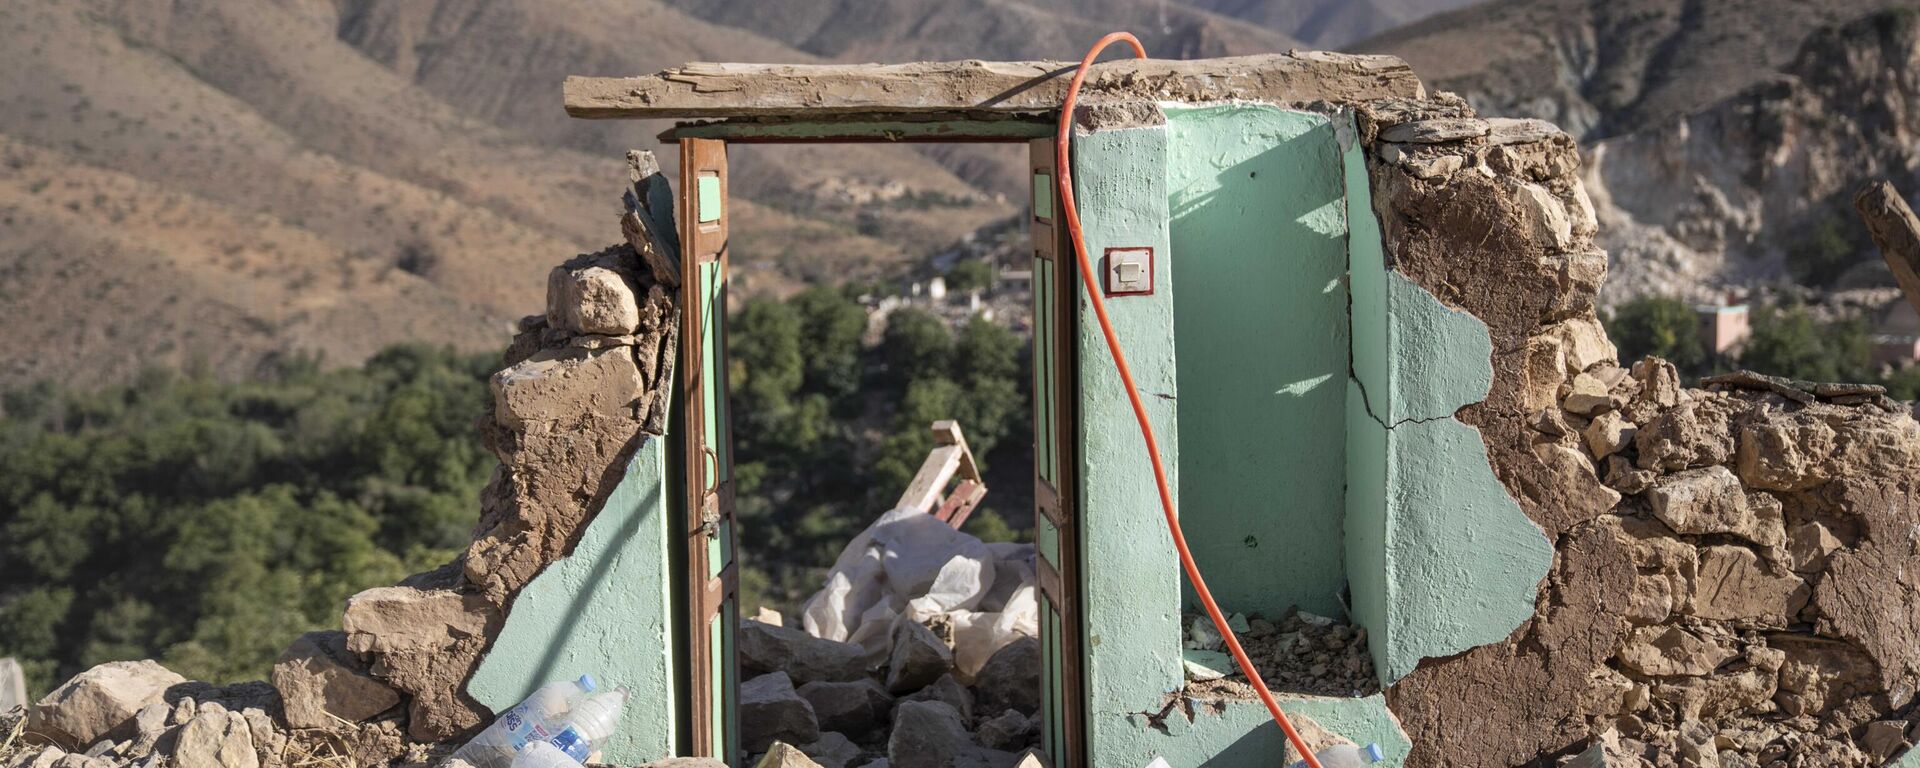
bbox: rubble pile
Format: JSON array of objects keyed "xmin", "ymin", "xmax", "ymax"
[
  {"xmin": 739, "ymin": 507, "xmax": 1045, "ymax": 768},
  {"xmin": 1, "ymin": 660, "xmax": 431, "ymax": 768},
  {"xmin": 1551, "ymin": 363, "xmax": 1920, "ymax": 766},
  {"xmin": 1180, "ymin": 611, "xmax": 1379, "ymax": 699},
  {"xmin": 738, "ymin": 619, "xmax": 1041, "ymax": 768}
]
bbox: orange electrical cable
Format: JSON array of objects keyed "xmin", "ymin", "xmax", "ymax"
[{"xmin": 1053, "ymin": 33, "xmax": 1328, "ymax": 768}]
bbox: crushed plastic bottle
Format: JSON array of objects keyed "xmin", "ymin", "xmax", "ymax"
[
  {"xmin": 509, "ymin": 740, "xmax": 581, "ymax": 768},
  {"xmin": 544, "ymin": 688, "xmax": 629, "ymax": 763},
  {"xmin": 1287, "ymin": 743, "xmax": 1385, "ymax": 768},
  {"xmin": 450, "ymin": 675, "xmax": 598, "ymax": 768}
]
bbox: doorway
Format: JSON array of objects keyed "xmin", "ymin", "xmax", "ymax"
[{"xmin": 672, "ymin": 130, "xmax": 1085, "ymax": 767}]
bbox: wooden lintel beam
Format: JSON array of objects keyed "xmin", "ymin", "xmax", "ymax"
[
  {"xmin": 564, "ymin": 53, "xmax": 1424, "ymax": 120},
  {"xmin": 1856, "ymin": 181, "xmax": 1920, "ymax": 319}
]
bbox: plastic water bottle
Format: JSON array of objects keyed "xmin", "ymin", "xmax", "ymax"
[
  {"xmin": 451, "ymin": 675, "xmax": 598, "ymax": 768},
  {"xmin": 509, "ymin": 740, "xmax": 582, "ymax": 768},
  {"xmin": 1288, "ymin": 743, "xmax": 1384, "ymax": 768},
  {"xmin": 544, "ymin": 689, "xmax": 630, "ymax": 763}
]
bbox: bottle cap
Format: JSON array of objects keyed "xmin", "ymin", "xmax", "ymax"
[
  {"xmin": 1364, "ymin": 744, "xmax": 1384, "ymax": 762},
  {"xmin": 578, "ymin": 674, "xmax": 598, "ymax": 693}
]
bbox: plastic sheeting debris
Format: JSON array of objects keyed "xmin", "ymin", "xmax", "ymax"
[{"xmin": 801, "ymin": 508, "xmax": 1037, "ymax": 677}]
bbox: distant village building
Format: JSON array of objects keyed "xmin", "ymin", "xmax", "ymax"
[{"xmin": 1695, "ymin": 302, "xmax": 1750, "ymax": 354}]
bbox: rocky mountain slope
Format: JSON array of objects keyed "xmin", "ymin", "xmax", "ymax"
[
  {"xmin": 0, "ymin": 0, "xmax": 1482, "ymax": 390},
  {"xmin": 1359, "ymin": 2, "xmax": 1920, "ymax": 307}
]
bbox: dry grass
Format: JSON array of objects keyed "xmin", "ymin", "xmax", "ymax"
[{"xmin": 0, "ymin": 706, "xmax": 34, "ymax": 765}]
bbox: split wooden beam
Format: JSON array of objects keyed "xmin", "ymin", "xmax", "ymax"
[
  {"xmin": 564, "ymin": 53, "xmax": 1424, "ymax": 120},
  {"xmin": 1856, "ymin": 180, "xmax": 1920, "ymax": 318},
  {"xmin": 897, "ymin": 420, "xmax": 987, "ymax": 529}
]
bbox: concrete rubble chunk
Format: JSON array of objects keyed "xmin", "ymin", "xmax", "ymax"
[
  {"xmin": 885, "ymin": 621, "xmax": 954, "ymax": 694},
  {"xmin": 271, "ymin": 630, "xmax": 401, "ymax": 729},
  {"xmin": 741, "ymin": 672, "xmax": 819, "ymax": 754},
  {"xmin": 797, "ymin": 678, "xmax": 893, "ymax": 737},
  {"xmin": 886, "ymin": 700, "xmax": 1015, "ymax": 768},
  {"xmin": 755, "ymin": 742, "xmax": 825, "ymax": 768},
  {"xmin": 799, "ymin": 731, "xmax": 861, "ymax": 768},
  {"xmin": 972, "ymin": 636, "xmax": 1041, "ymax": 716},
  {"xmin": 900, "ymin": 674, "xmax": 973, "ymax": 723},
  {"xmin": 742, "ymin": 620, "xmax": 871, "ymax": 685},
  {"xmin": 29, "ymin": 661, "xmax": 186, "ymax": 750},
  {"xmin": 1379, "ymin": 118, "xmax": 1489, "ymax": 143},
  {"xmin": 975, "ymin": 710, "xmax": 1039, "ymax": 752},
  {"xmin": 168, "ymin": 711, "xmax": 258, "ymax": 768}
]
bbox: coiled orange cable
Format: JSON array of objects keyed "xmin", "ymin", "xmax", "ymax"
[{"xmin": 1053, "ymin": 32, "xmax": 1328, "ymax": 768}]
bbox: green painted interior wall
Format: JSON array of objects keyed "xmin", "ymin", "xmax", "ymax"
[
  {"xmin": 1164, "ymin": 105, "xmax": 1352, "ymax": 621},
  {"xmin": 1339, "ymin": 127, "xmax": 1554, "ymax": 684},
  {"xmin": 468, "ymin": 435, "xmax": 678, "ymax": 765},
  {"xmin": 1073, "ymin": 111, "xmax": 1410, "ymax": 768}
]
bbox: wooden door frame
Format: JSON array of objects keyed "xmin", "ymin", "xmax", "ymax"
[
  {"xmin": 674, "ymin": 131, "xmax": 1085, "ymax": 766},
  {"xmin": 678, "ymin": 136, "xmax": 738, "ymax": 761}
]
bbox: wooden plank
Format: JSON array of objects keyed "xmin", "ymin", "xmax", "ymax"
[
  {"xmin": 566, "ymin": 53, "xmax": 1423, "ymax": 119},
  {"xmin": 933, "ymin": 479, "xmax": 987, "ymax": 529},
  {"xmin": 662, "ymin": 115, "xmax": 1052, "ymax": 143},
  {"xmin": 896, "ymin": 445, "xmax": 965, "ymax": 513},
  {"xmin": 1857, "ymin": 181, "xmax": 1920, "ymax": 319}
]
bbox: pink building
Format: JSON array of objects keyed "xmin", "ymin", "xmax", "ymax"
[{"xmin": 1696, "ymin": 303, "xmax": 1750, "ymax": 354}]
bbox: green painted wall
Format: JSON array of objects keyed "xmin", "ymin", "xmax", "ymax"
[
  {"xmin": 1073, "ymin": 110, "xmax": 1411, "ymax": 768},
  {"xmin": 1340, "ymin": 127, "xmax": 1554, "ymax": 684},
  {"xmin": 468, "ymin": 435, "xmax": 678, "ymax": 765},
  {"xmin": 1071, "ymin": 116, "xmax": 1185, "ymax": 728},
  {"xmin": 1165, "ymin": 104, "xmax": 1352, "ymax": 621}
]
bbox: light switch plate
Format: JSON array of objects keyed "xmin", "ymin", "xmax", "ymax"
[{"xmin": 1103, "ymin": 246, "xmax": 1154, "ymax": 296}]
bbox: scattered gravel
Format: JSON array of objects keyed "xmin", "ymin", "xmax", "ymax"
[{"xmin": 1182, "ymin": 609, "xmax": 1379, "ymax": 699}]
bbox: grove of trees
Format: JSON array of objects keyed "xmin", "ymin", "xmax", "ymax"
[
  {"xmin": 0, "ymin": 289, "xmax": 1033, "ymax": 697},
  {"xmin": 0, "ymin": 346, "xmax": 495, "ymax": 695}
]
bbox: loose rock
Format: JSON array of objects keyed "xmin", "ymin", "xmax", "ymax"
[
  {"xmin": 29, "ymin": 661, "xmax": 186, "ymax": 750},
  {"xmin": 741, "ymin": 672, "xmax": 820, "ymax": 755}
]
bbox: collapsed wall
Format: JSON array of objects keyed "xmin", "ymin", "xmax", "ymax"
[
  {"xmin": 13, "ymin": 191, "xmax": 680, "ymax": 766},
  {"xmin": 1357, "ymin": 97, "xmax": 1920, "ymax": 766}
]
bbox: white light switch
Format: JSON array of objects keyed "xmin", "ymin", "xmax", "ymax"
[{"xmin": 1104, "ymin": 246, "xmax": 1153, "ymax": 296}]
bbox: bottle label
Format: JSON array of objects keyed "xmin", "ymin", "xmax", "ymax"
[{"xmin": 550, "ymin": 728, "xmax": 592, "ymax": 762}]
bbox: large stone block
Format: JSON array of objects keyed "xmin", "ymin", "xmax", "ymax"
[
  {"xmin": 271, "ymin": 631, "xmax": 401, "ymax": 729},
  {"xmin": 490, "ymin": 347, "xmax": 642, "ymax": 433},
  {"xmin": 547, "ymin": 264, "xmax": 642, "ymax": 336},
  {"xmin": 28, "ymin": 660, "xmax": 185, "ymax": 749}
]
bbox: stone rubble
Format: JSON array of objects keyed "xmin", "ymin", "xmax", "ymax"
[
  {"xmin": 738, "ymin": 614, "xmax": 1038, "ymax": 768},
  {"xmin": 1181, "ymin": 610, "xmax": 1380, "ymax": 700}
]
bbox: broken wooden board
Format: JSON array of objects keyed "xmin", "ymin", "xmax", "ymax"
[
  {"xmin": 1857, "ymin": 180, "xmax": 1920, "ymax": 320},
  {"xmin": 565, "ymin": 53, "xmax": 1424, "ymax": 119}
]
